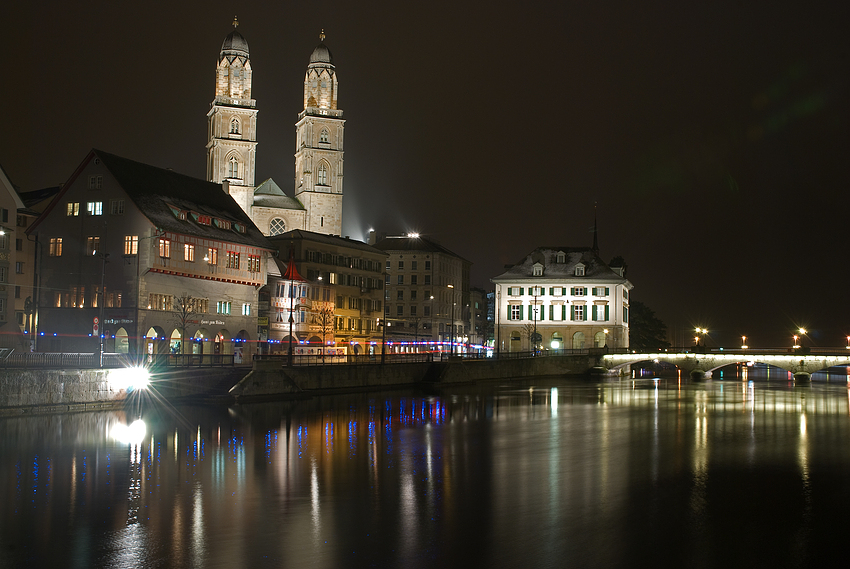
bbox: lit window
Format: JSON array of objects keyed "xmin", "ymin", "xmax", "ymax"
[
  {"xmin": 124, "ymin": 235, "xmax": 138, "ymax": 255},
  {"xmin": 226, "ymin": 251, "xmax": 240, "ymax": 269},
  {"xmin": 66, "ymin": 202, "xmax": 80, "ymax": 216},
  {"xmin": 86, "ymin": 236, "xmax": 100, "ymax": 256},
  {"xmin": 49, "ymin": 238, "xmax": 63, "ymax": 256},
  {"xmin": 15, "ymin": 262, "xmax": 23, "ymax": 274},
  {"xmin": 248, "ymin": 255, "xmax": 261, "ymax": 272},
  {"xmin": 86, "ymin": 201, "xmax": 103, "ymax": 215},
  {"xmin": 207, "ymin": 248, "xmax": 218, "ymax": 265},
  {"xmin": 217, "ymin": 301, "xmax": 232, "ymax": 315},
  {"xmin": 110, "ymin": 199, "xmax": 124, "ymax": 215},
  {"xmin": 242, "ymin": 303, "xmax": 251, "ymax": 316},
  {"xmin": 184, "ymin": 243, "xmax": 195, "ymax": 262},
  {"xmin": 317, "ymin": 163, "xmax": 328, "ymax": 185},
  {"xmin": 159, "ymin": 238, "xmax": 171, "ymax": 258}
]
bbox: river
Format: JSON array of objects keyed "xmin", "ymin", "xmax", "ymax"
[{"xmin": 2, "ymin": 369, "xmax": 850, "ymax": 568}]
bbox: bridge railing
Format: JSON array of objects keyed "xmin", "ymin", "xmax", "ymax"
[{"xmin": 0, "ymin": 351, "xmax": 239, "ymax": 369}]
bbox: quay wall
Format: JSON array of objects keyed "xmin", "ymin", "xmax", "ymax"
[
  {"xmin": 231, "ymin": 354, "xmax": 599, "ymax": 400},
  {"xmin": 0, "ymin": 355, "xmax": 604, "ymax": 414},
  {"xmin": 0, "ymin": 369, "xmax": 125, "ymax": 416}
]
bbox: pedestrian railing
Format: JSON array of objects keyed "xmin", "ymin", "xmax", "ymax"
[{"xmin": 0, "ymin": 351, "xmax": 238, "ymax": 369}]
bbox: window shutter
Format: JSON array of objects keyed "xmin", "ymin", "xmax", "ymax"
[
  {"xmin": 549, "ymin": 287, "xmax": 553, "ymax": 295},
  {"xmin": 549, "ymin": 305, "xmax": 554, "ymax": 320},
  {"xmin": 570, "ymin": 287, "xmax": 575, "ymax": 295},
  {"xmin": 507, "ymin": 287, "xmax": 512, "ymax": 295},
  {"xmin": 520, "ymin": 287, "xmax": 524, "ymax": 295},
  {"xmin": 562, "ymin": 305, "xmax": 566, "ymax": 320},
  {"xmin": 528, "ymin": 305, "xmax": 533, "ymax": 320},
  {"xmin": 592, "ymin": 305, "xmax": 597, "ymax": 321},
  {"xmin": 571, "ymin": 306, "xmax": 576, "ymax": 321},
  {"xmin": 605, "ymin": 305, "xmax": 609, "ymax": 320},
  {"xmin": 605, "ymin": 287, "xmax": 610, "ymax": 295}
]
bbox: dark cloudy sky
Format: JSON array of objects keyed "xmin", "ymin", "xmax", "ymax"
[{"xmin": 3, "ymin": 0, "xmax": 848, "ymax": 347}]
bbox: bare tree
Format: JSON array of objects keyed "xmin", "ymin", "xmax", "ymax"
[
  {"xmin": 172, "ymin": 293, "xmax": 201, "ymax": 355},
  {"xmin": 313, "ymin": 301, "xmax": 335, "ymax": 361},
  {"xmin": 521, "ymin": 323, "xmax": 535, "ymax": 351}
]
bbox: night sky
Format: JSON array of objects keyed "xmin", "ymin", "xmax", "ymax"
[{"xmin": 4, "ymin": 1, "xmax": 848, "ymax": 347}]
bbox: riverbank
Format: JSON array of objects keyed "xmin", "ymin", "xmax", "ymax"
[{"xmin": 0, "ymin": 354, "xmax": 607, "ymax": 415}]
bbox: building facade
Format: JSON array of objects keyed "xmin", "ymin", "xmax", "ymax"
[
  {"xmin": 372, "ymin": 234, "xmax": 472, "ymax": 352},
  {"xmin": 28, "ymin": 150, "xmax": 273, "ymax": 359},
  {"xmin": 491, "ymin": 247, "xmax": 632, "ymax": 353},
  {"xmin": 263, "ymin": 230, "xmax": 386, "ymax": 355}
]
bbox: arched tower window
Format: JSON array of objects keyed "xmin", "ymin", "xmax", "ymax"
[
  {"xmin": 228, "ymin": 155, "xmax": 240, "ymax": 179},
  {"xmin": 317, "ymin": 163, "xmax": 328, "ymax": 185},
  {"xmin": 319, "ymin": 128, "xmax": 329, "ymax": 144},
  {"xmin": 230, "ymin": 118, "xmax": 240, "ymax": 134},
  {"xmin": 269, "ymin": 218, "xmax": 286, "ymax": 236}
]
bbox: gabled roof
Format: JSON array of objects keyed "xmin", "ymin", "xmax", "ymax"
[
  {"xmin": 373, "ymin": 236, "xmax": 470, "ymax": 263},
  {"xmin": 29, "ymin": 149, "xmax": 273, "ymax": 251},
  {"xmin": 268, "ymin": 229, "xmax": 387, "ymax": 256},
  {"xmin": 493, "ymin": 246, "xmax": 630, "ymax": 284},
  {"xmin": 253, "ymin": 178, "xmax": 305, "ymax": 210}
]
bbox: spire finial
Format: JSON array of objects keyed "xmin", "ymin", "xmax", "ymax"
[
  {"xmin": 319, "ymin": 29, "xmax": 325, "ymax": 42},
  {"xmin": 232, "ymin": 16, "xmax": 239, "ymax": 29}
]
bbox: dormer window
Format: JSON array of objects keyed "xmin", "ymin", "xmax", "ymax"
[
  {"xmin": 191, "ymin": 212, "xmax": 212, "ymax": 226},
  {"xmin": 532, "ymin": 262, "xmax": 543, "ymax": 276},
  {"xmin": 168, "ymin": 205, "xmax": 187, "ymax": 221},
  {"xmin": 214, "ymin": 218, "xmax": 231, "ymax": 230},
  {"xmin": 556, "ymin": 252, "xmax": 566, "ymax": 263},
  {"xmin": 575, "ymin": 264, "xmax": 585, "ymax": 277}
]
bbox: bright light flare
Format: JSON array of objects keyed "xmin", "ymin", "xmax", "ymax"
[
  {"xmin": 112, "ymin": 419, "xmax": 147, "ymax": 444},
  {"xmin": 108, "ymin": 366, "xmax": 151, "ymax": 392}
]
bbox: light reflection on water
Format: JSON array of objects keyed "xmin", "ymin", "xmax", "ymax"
[{"xmin": 2, "ymin": 372, "xmax": 850, "ymax": 568}]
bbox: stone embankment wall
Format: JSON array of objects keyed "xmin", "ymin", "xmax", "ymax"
[
  {"xmin": 0, "ymin": 369, "xmax": 124, "ymax": 416},
  {"xmin": 231, "ymin": 354, "xmax": 598, "ymax": 401}
]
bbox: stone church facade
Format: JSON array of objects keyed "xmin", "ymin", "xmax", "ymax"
[{"xmin": 206, "ymin": 21, "xmax": 344, "ymax": 239}]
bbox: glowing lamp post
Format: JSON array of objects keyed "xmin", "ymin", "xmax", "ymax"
[
  {"xmin": 282, "ymin": 247, "xmax": 306, "ymax": 367},
  {"xmin": 741, "ymin": 336, "xmax": 748, "ymax": 349},
  {"xmin": 846, "ymin": 336, "xmax": 850, "ymax": 350},
  {"xmin": 695, "ymin": 328, "xmax": 708, "ymax": 349},
  {"xmin": 792, "ymin": 335, "xmax": 799, "ymax": 349}
]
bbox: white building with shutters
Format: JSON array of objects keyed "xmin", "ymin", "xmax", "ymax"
[{"xmin": 491, "ymin": 246, "xmax": 632, "ymax": 352}]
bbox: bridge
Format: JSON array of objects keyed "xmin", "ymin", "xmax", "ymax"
[{"xmin": 601, "ymin": 348, "xmax": 850, "ymax": 381}]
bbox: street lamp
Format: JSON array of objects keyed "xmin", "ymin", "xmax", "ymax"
[
  {"xmin": 532, "ymin": 286, "xmax": 539, "ymax": 354},
  {"xmin": 448, "ymin": 284, "xmax": 455, "ymax": 355},
  {"xmin": 846, "ymin": 336, "xmax": 850, "ymax": 350},
  {"xmin": 380, "ymin": 317, "xmax": 387, "ymax": 364},
  {"xmin": 741, "ymin": 335, "xmax": 748, "ymax": 349},
  {"xmin": 797, "ymin": 328, "xmax": 807, "ymax": 349},
  {"xmin": 695, "ymin": 327, "xmax": 708, "ymax": 348},
  {"xmin": 603, "ymin": 328, "xmax": 609, "ymax": 350}
]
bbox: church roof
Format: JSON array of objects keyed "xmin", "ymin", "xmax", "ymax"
[
  {"xmin": 309, "ymin": 42, "xmax": 334, "ymax": 66},
  {"xmin": 221, "ymin": 29, "xmax": 249, "ymax": 59},
  {"xmin": 253, "ymin": 178, "xmax": 305, "ymax": 210}
]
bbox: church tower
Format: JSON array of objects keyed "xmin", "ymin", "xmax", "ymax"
[
  {"xmin": 207, "ymin": 17, "xmax": 257, "ymax": 215},
  {"xmin": 294, "ymin": 31, "xmax": 345, "ymax": 236}
]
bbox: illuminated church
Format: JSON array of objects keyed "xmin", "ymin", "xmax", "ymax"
[{"xmin": 206, "ymin": 20, "xmax": 345, "ymax": 237}]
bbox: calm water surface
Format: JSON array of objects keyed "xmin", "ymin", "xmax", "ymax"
[{"xmin": 3, "ymin": 371, "xmax": 850, "ymax": 568}]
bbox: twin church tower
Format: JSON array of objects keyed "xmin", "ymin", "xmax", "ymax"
[{"xmin": 206, "ymin": 19, "xmax": 344, "ymax": 237}]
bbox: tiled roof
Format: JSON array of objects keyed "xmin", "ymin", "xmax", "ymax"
[
  {"xmin": 373, "ymin": 236, "xmax": 469, "ymax": 262},
  {"xmin": 268, "ymin": 229, "xmax": 388, "ymax": 256},
  {"xmin": 94, "ymin": 150, "xmax": 272, "ymax": 250},
  {"xmin": 493, "ymin": 247, "xmax": 628, "ymax": 282}
]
